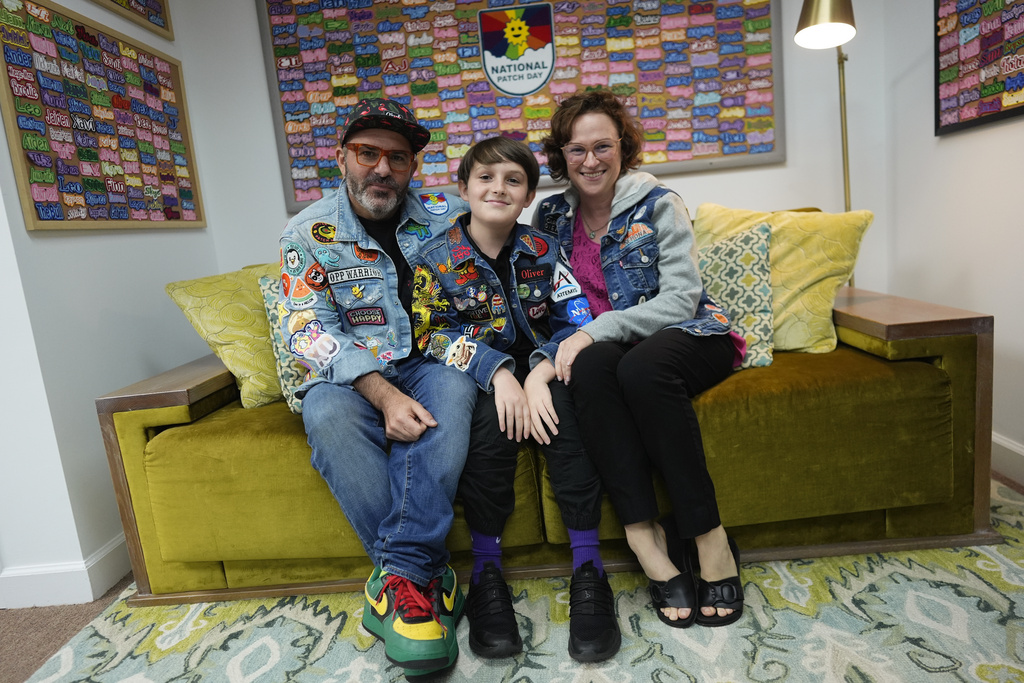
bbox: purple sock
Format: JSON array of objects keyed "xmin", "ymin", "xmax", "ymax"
[
  {"xmin": 470, "ymin": 529, "xmax": 502, "ymax": 584},
  {"xmin": 568, "ymin": 527, "xmax": 604, "ymax": 575}
]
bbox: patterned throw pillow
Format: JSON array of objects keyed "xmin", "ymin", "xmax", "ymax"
[
  {"xmin": 698, "ymin": 223, "xmax": 774, "ymax": 369},
  {"xmin": 693, "ymin": 204, "xmax": 873, "ymax": 353},
  {"xmin": 258, "ymin": 276, "xmax": 307, "ymax": 414},
  {"xmin": 165, "ymin": 264, "xmax": 282, "ymax": 408}
]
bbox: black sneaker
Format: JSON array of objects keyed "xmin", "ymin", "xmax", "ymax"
[
  {"xmin": 466, "ymin": 563, "xmax": 523, "ymax": 658},
  {"xmin": 568, "ymin": 561, "xmax": 621, "ymax": 662}
]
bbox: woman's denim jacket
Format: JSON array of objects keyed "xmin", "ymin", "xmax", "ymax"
[
  {"xmin": 534, "ymin": 175, "xmax": 732, "ymax": 342},
  {"xmin": 412, "ymin": 213, "xmax": 591, "ymax": 391}
]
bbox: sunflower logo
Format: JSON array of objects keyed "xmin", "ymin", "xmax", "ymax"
[{"xmin": 504, "ymin": 18, "xmax": 530, "ymax": 52}]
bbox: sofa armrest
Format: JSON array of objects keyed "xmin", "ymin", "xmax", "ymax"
[
  {"xmin": 96, "ymin": 354, "xmax": 241, "ymax": 597},
  {"xmin": 833, "ymin": 287, "xmax": 994, "ymax": 540}
]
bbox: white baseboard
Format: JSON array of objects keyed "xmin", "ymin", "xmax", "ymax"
[
  {"xmin": 0, "ymin": 534, "xmax": 131, "ymax": 608},
  {"xmin": 992, "ymin": 432, "xmax": 1024, "ymax": 486}
]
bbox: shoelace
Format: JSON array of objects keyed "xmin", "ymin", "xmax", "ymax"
[{"xmin": 385, "ymin": 575, "xmax": 442, "ymax": 627}]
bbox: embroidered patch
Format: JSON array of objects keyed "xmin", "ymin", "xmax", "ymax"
[
  {"xmin": 305, "ymin": 263, "xmax": 328, "ymax": 291},
  {"xmin": 314, "ymin": 247, "xmax": 340, "ymax": 267},
  {"xmin": 520, "ymin": 234, "xmax": 549, "ymax": 256},
  {"xmin": 289, "ymin": 320, "xmax": 340, "ymax": 370},
  {"xmin": 490, "ymin": 293, "xmax": 506, "ymax": 315},
  {"xmin": 290, "ymin": 278, "xmax": 317, "ymax": 309},
  {"xmin": 311, "ymin": 222, "xmax": 339, "ymax": 243},
  {"xmin": 445, "ymin": 335, "xmax": 477, "ymax": 371},
  {"xmin": 420, "ymin": 192, "xmax": 450, "ymax": 215},
  {"xmin": 284, "ymin": 243, "xmax": 305, "ymax": 275},
  {"xmin": 462, "ymin": 306, "xmax": 493, "ymax": 323},
  {"xmin": 551, "ymin": 261, "xmax": 581, "ymax": 301},
  {"xmin": 428, "ymin": 334, "xmax": 451, "ymax": 360},
  {"xmin": 622, "ymin": 222, "xmax": 654, "ymax": 247},
  {"xmin": 353, "ymin": 244, "xmax": 380, "ymax": 263},
  {"xmin": 527, "ymin": 302, "xmax": 548, "ymax": 319},
  {"xmin": 405, "ymin": 222, "xmax": 432, "ymax": 240},
  {"xmin": 447, "ymin": 225, "xmax": 464, "ymax": 243},
  {"xmin": 328, "ymin": 267, "xmax": 384, "ymax": 285},
  {"xmin": 346, "ymin": 307, "xmax": 387, "ymax": 326},
  {"xmin": 517, "ymin": 263, "xmax": 551, "ymax": 282},
  {"xmin": 567, "ymin": 297, "xmax": 593, "ymax": 326},
  {"xmin": 281, "ymin": 272, "xmax": 292, "ymax": 297}
]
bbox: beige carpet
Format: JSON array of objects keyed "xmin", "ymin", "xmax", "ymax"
[{"xmin": 0, "ymin": 573, "xmax": 133, "ymax": 683}]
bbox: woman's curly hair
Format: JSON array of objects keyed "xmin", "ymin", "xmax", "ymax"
[{"xmin": 542, "ymin": 89, "xmax": 644, "ymax": 183}]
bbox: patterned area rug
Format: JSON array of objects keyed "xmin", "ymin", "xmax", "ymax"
[{"xmin": 29, "ymin": 480, "xmax": 1024, "ymax": 682}]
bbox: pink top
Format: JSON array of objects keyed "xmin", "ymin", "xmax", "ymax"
[{"xmin": 568, "ymin": 214, "xmax": 747, "ymax": 368}]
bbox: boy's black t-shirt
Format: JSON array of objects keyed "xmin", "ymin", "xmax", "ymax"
[
  {"xmin": 359, "ymin": 214, "xmax": 420, "ymax": 357},
  {"xmin": 463, "ymin": 226, "xmax": 536, "ymax": 365}
]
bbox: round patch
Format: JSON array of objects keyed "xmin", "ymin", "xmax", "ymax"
[
  {"xmin": 311, "ymin": 222, "xmax": 339, "ymax": 243},
  {"xmin": 284, "ymin": 243, "xmax": 305, "ymax": 276}
]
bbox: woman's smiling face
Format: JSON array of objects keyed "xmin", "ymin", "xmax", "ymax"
[{"xmin": 565, "ymin": 112, "xmax": 622, "ymax": 205}]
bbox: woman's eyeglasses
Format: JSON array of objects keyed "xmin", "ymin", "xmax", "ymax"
[
  {"xmin": 345, "ymin": 143, "xmax": 413, "ymax": 171},
  {"xmin": 561, "ymin": 138, "xmax": 621, "ymax": 165}
]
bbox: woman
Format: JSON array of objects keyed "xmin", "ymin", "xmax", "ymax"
[{"xmin": 535, "ymin": 89, "xmax": 746, "ymax": 628}]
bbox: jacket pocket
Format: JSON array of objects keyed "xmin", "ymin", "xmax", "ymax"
[{"xmin": 617, "ymin": 245, "xmax": 660, "ymax": 293}]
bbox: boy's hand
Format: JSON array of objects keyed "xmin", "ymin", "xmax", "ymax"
[
  {"xmin": 492, "ymin": 367, "xmax": 530, "ymax": 442},
  {"xmin": 524, "ymin": 361, "xmax": 559, "ymax": 445},
  {"xmin": 555, "ymin": 330, "xmax": 594, "ymax": 384}
]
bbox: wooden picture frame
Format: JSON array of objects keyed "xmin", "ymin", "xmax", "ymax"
[
  {"xmin": 935, "ymin": 0, "xmax": 1024, "ymax": 135},
  {"xmin": 86, "ymin": 0, "xmax": 173, "ymax": 41},
  {"xmin": 0, "ymin": 0, "xmax": 204, "ymax": 230},
  {"xmin": 255, "ymin": 0, "xmax": 786, "ymax": 213}
]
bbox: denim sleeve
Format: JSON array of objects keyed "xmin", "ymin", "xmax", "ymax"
[{"xmin": 278, "ymin": 231, "xmax": 382, "ymax": 390}]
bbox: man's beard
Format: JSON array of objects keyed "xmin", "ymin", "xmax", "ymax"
[{"xmin": 344, "ymin": 158, "xmax": 406, "ymax": 220}]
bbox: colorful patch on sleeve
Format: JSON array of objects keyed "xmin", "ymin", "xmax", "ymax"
[
  {"xmin": 311, "ymin": 222, "xmax": 339, "ymax": 243},
  {"xmin": 290, "ymin": 278, "xmax": 317, "ymax": 309},
  {"xmin": 427, "ymin": 333, "xmax": 451, "ymax": 360},
  {"xmin": 420, "ymin": 192, "xmax": 450, "ymax": 215},
  {"xmin": 445, "ymin": 335, "xmax": 477, "ymax": 371},
  {"xmin": 289, "ymin": 320, "xmax": 340, "ymax": 370},
  {"xmin": 284, "ymin": 243, "xmax": 306, "ymax": 275}
]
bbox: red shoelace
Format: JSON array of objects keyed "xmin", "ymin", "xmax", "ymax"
[{"xmin": 384, "ymin": 574, "xmax": 441, "ymax": 626}]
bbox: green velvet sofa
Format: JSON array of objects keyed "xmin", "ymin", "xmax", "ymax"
[{"xmin": 97, "ymin": 287, "xmax": 998, "ymax": 605}]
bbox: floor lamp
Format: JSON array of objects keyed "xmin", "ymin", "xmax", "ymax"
[{"xmin": 795, "ymin": 0, "xmax": 857, "ymax": 283}]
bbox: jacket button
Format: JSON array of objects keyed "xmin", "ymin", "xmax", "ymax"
[
  {"xmin": 611, "ymin": 293, "xmax": 619, "ymax": 300},
  {"xmin": 641, "ymin": 255, "xmax": 649, "ymax": 263}
]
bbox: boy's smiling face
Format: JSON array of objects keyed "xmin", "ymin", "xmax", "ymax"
[{"xmin": 458, "ymin": 160, "xmax": 536, "ymax": 236}]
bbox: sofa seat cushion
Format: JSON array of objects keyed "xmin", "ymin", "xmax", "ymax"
[
  {"xmin": 144, "ymin": 400, "xmax": 545, "ymax": 563},
  {"xmin": 542, "ymin": 346, "xmax": 954, "ymax": 543}
]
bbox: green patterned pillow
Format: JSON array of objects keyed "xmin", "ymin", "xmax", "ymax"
[
  {"xmin": 165, "ymin": 264, "xmax": 282, "ymax": 408},
  {"xmin": 258, "ymin": 276, "xmax": 308, "ymax": 414},
  {"xmin": 698, "ymin": 223, "xmax": 774, "ymax": 369}
]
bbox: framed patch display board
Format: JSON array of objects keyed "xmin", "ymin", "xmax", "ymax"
[
  {"xmin": 935, "ymin": 0, "xmax": 1024, "ymax": 135},
  {"xmin": 257, "ymin": 0, "xmax": 786, "ymax": 213},
  {"xmin": 86, "ymin": 0, "xmax": 174, "ymax": 41},
  {"xmin": 0, "ymin": 0, "xmax": 203, "ymax": 230}
]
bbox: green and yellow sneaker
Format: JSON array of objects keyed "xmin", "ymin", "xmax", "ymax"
[
  {"xmin": 361, "ymin": 566, "xmax": 450, "ymax": 670},
  {"xmin": 405, "ymin": 565, "xmax": 465, "ymax": 679}
]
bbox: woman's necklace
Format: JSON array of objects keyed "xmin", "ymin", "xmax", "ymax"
[{"xmin": 581, "ymin": 213, "xmax": 608, "ymax": 240}]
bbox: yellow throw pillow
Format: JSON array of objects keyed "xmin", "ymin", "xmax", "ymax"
[
  {"xmin": 693, "ymin": 204, "xmax": 873, "ymax": 353},
  {"xmin": 166, "ymin": 263, "xmax": 282, "ymax": 408}
]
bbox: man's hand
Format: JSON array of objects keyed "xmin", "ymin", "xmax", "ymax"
[
  {"xmin": 554, "ymin": 330, "xmax": 594, "ymax": 384},
  {"xmin": 492, "ymin": 367, "xmax": 530, "ymax": 442},
  {"xmin": 353, "ymin": 372, "xmax": 437, "ymax": 442},
  {"xmin": 524, "ymin": 361, "xmax": 559, "ymax": 445}
]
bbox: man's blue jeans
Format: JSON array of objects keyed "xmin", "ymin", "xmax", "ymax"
[{"xmin": 301, "ymin": 355, "xmax": 476, "ymax": 586}]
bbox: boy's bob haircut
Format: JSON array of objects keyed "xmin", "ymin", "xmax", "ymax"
[{"xmin": 457, "ymin": 135, "xmax": 540, "ymax": 193}]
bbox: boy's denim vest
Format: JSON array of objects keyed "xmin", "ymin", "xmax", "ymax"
[{"xmin": 536, "ymin": 187, "xmax": 732, "ymax": 336}]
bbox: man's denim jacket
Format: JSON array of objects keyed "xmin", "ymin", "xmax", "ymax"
[
  {"xmin": 277, "ymin": 184, "xmax": 467, "ymax": 397},
  {"xmin": 412, "ymin": 213, "xmax": 592, "ymax": 391}
]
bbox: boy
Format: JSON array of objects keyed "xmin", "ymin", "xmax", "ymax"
[{"xmin": 412, "ymin": 136, "xmax": 620, "ymax": 663}]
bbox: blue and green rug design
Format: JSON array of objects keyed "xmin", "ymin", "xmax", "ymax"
[{"xmin": 29, "ymin": 480, "xmax": 1024, "ymax": 682}]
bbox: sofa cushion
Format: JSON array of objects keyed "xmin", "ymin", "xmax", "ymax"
[
  {"xmin": 143, "ymin": 401, "xmax": 545, "ymax": 562},
  {"xmin": 166, "ymin": 264, "xmax": 281, "ymax": 408},
  {"xmin": 541, "ymin": 347, "xmax": 954, "ymax": 544},
  {"xmin": 698, "ymin": 222, "xmax": 774, "ymax": 368},
  {"xmin": 258, "ymin": 276, "xmax": 306, "ymax": 414},
  {"xmin": 692, "ymin": 204, "xmax": 873, "ymax": 354}
]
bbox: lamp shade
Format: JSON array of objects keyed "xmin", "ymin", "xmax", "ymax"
[{"xmin": 794, "ymin": 0, "xmax": 856, "ymax": 49}]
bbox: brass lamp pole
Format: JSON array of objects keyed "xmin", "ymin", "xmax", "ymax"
[{"xmin": 795, "ymin": 0, "xmax": 857, "ymax": 281}]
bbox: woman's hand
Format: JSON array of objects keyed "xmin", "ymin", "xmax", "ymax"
[
  {"xmin": 554, "ymin": 330, "xmax": 594, "ymax": 384},
  {"xmin": 492, "ymin": 367, "xmax": 530, "ymax": 442},
  {"xmin": 525, "ymin": 361, "xmax": 558, "ymax": 445}
]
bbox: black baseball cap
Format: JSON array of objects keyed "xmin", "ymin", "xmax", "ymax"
[{"xmin": 339, "ymin": 99, "xmax": 431, "ymax": 153}]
